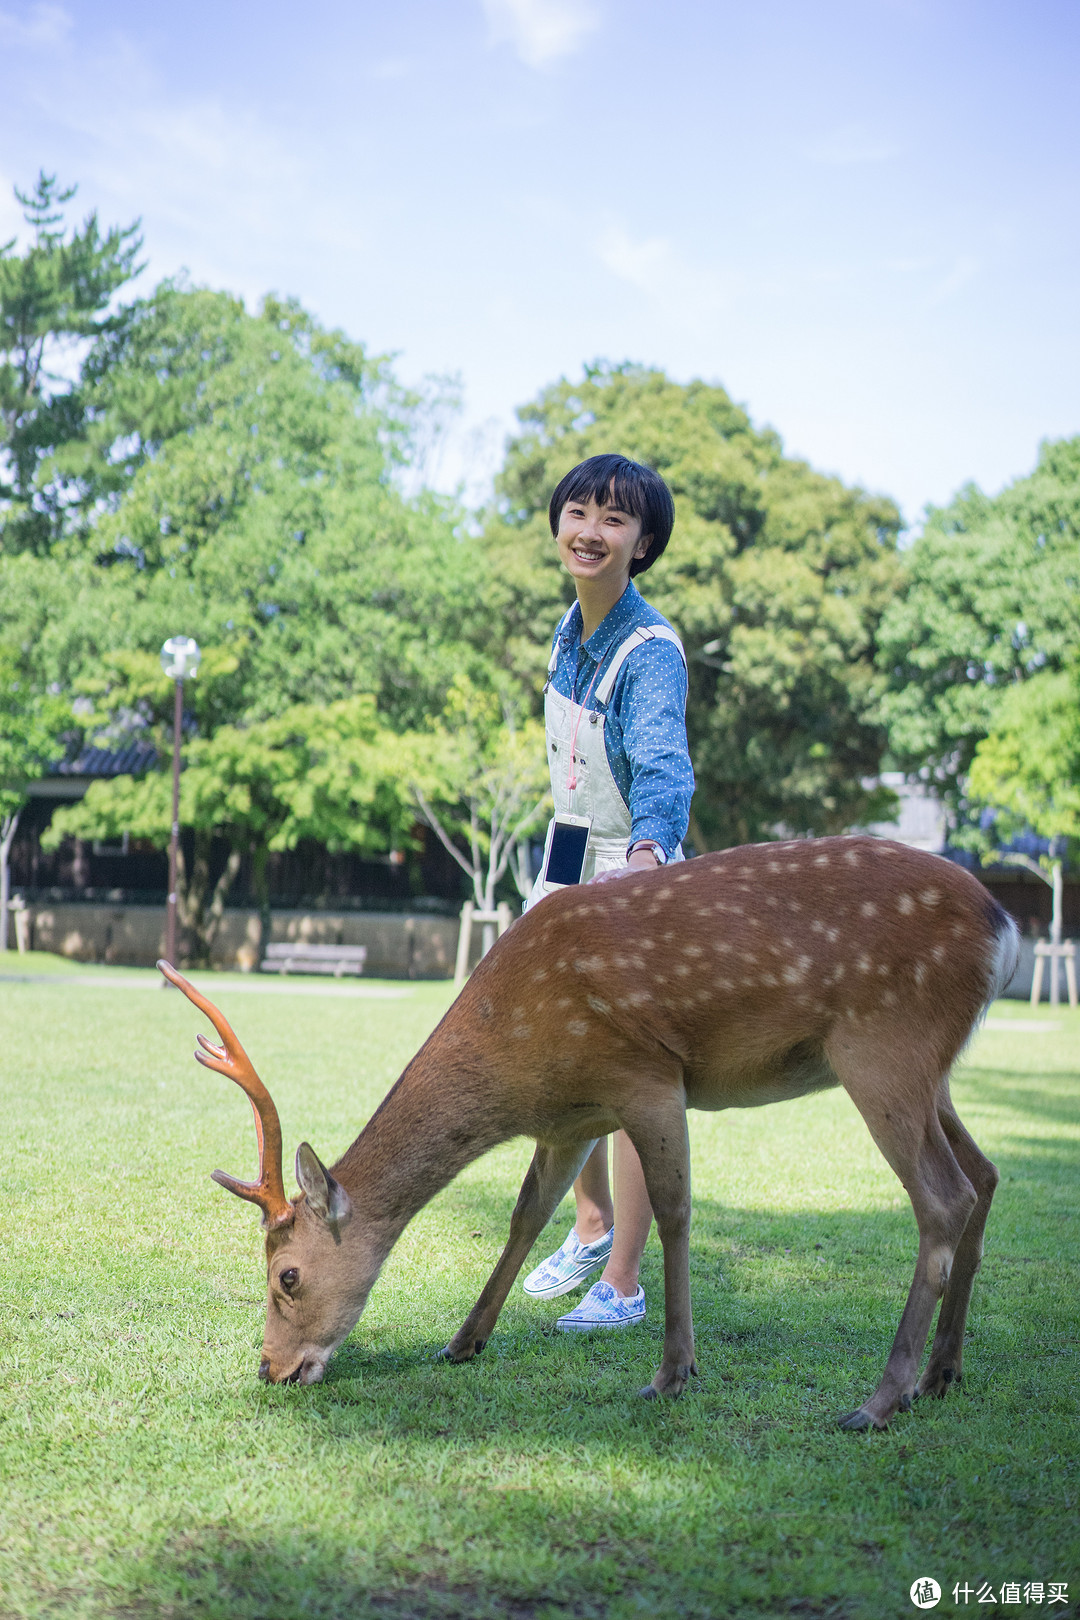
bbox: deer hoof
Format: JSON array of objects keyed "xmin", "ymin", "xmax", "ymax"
[
  {"xmin": 838, "ymin": 1406, "xmax": 875, "ymax": 1431},
  {"xmin": 638, "ymin": 1384, "xmax": 659, "ymax": 1400},
  {"xmin": 439, "ymin": 1337, "xmax": 484, "ymax": 1364}
]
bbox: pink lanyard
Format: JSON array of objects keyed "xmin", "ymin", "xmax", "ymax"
[{"xmin": 566, "ymin": 651, "xmax": 601, "ymax": 794}]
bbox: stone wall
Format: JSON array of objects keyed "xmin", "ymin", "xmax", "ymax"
[{"xmin": 22, "ymin": 903, "xmax": 479, "ymax": 978}]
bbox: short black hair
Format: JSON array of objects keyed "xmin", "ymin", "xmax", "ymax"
[{"xmin": 548, "ymin": 454, "xmax": 675, "ymax": 577}]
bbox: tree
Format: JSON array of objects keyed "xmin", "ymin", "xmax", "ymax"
[
  {"xmin": 965, "ymin": 668, "xmax": 1080, "ymax": 956},
  {"xmin": 878, "ymin": 436, "xmax": 1080, "ymax": 825},
  {"xmin": 0, "ymin": 649, "xmax": 69, "ymax": 949},
  {"xmin": 406, "ymin": 676, "xmax": 551, "ymax": 938},
  {"xmin": 479, "ymin": 362, "xmax": 902, "ymax": 848},
  {"xmin": 43, "ymin": 695, "xmax": 412, "ymax": 963},
  {"xmin": 0, "ymin": 172, "xmax": 142, "ymax": 555}
]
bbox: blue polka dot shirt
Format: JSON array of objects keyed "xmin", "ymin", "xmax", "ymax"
[{"xmin": 548, "ymin": 583, "xmax": 695, "ymax": 859}]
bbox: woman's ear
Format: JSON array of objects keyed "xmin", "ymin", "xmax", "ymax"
[{"xmin": 634, "ymin": 533, "xmax": 652, "ymax": 560}]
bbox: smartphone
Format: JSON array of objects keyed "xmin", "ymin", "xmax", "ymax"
[{"xmin": 541, "ymin": 814, "xmax": 592, "ymax": 891}]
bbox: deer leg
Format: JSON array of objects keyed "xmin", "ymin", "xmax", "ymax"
[
  {"xmin": 829, "ymin": 1049, "xmax": 977, "ymax": 1431},
  {"xmin": 917, "ymin": 1094, "xmax": 998, "ymax": 1399},
  {"xmin": 620, "ymin": 1094, "xmax": 696, "ymax": 1400},
  {"xmin": 442, "ymin": 1136, "xmax": 597, "ymax": 1364}
]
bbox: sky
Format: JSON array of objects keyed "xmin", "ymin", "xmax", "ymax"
[{"xmin": 1, "ymin": 0, "xmax": 1077, "ymax": 524}]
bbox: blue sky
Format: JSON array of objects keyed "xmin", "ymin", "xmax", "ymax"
[{"xmin": 1, "ymin": 0, "xmax": 1077, "ymax": 522}]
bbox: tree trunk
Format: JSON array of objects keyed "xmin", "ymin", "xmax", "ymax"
[
  {"xmin": 175, "ymin": 832, "xmax": 242, "ymax": 967},
  {"xmin": 0, "ymin": 808, "xmax": 20, "ymax": 954},
  {"xmin": 251, "ymin": 844, "xmax": 271, "ymax": 968}
]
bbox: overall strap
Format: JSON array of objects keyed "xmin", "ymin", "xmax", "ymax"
[
  {"xmin": 594, "ymin": 624, "xmax": 687, "ymax": 707},
  {"xmin": 546, "ymin": 607, "xmax": 578, "ymax": 678}
]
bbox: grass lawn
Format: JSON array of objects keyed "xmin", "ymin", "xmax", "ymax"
[{"xmin": 0, "ymin": 954, "xmax": 1077, "ymax": 1619}]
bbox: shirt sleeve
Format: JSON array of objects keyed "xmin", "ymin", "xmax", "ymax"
[{"xmin": 610, "ymin": 639, "xmax": 695, "ymax": 857}]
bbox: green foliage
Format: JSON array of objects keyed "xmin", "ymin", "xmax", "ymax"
[
  {"xmin": 405, "ymin": 675, "xmax": 550, "ymax": 906},
  {"xmin": 481, "ymin": 363, "xmax": 903, "ymax": 848},
  {"xmin": 0, "ymin": 646, "xmax": 69, "ymax": 821},
  {"xmin": 967, "ymin": 669, "xmax": 1080, "ymax": 848},
  {"xmin": 1, "ymin": 973, "xmax": 1077, "ymax": 1619},
  {"xmin": 0, "ymin": 172, "xmax": 142, "ymax": 554},
  {"xmin": 878, "ymin": 436, "xmax": 1080, "ymax": 819}
]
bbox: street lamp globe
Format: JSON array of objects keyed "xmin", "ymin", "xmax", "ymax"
[{"xmin": 160, "ymin": 636, "xmax": 201, "ymax": 681}]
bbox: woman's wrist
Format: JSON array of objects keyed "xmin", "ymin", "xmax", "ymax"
[{"xmin": 627, "ymin": 840, "xmax": 666, "ymax": 867}]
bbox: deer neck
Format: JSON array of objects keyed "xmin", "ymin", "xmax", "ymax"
[{"xmin": 332, "ymin": 1032, "xmax": 508, "ymax": 1234}]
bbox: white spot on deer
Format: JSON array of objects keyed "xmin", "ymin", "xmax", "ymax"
[
  {"xmin": 676, "ymin": 871, "xmax": 693, "ymax": 882},
  {"xmin": 684, "ymin": 944, "xmax": 704, "ymax": 958},
  {"xmin": 921, "ymin": 888, "xmax": 941, "ymax": 908},
  {"xmin": 768, "ymin": 860, "xmax": 782, "ymax": 872},
  {"xmin": 640, "ymin": 938, "xmax": 656, "ymax": 950},
  {"xmin": 614, "ymin": 896, "xmax": 630, "ymax": 909},
  {"xmin": 716, "ymin": 977, "xmax": 734, "ymax": 991},
  {"xmin": 586, "ymin": 995, "xmax": 611, "ymax": 1015},
  {"xmin": 573, "ymin": 955, "xmax": 606, "ymax": 973},
  {"xmin": 913, "ymin": 961, "xmax": 927, "ymax": 986},
  {"xmin": 814, "ymin": 854, "xmax": 830, "ymax": 867},
  {"xmin": 931, "ymin": 944, "xmax": 946, "ymax": 963},
  {"xmin": 675, "ymin": 964, "xmax": 691, "ymax": 977},
  {"xmin": 876, "ymin": 962, "xmax": 890, "ymax": 977},
  {"xmin": 781, "ymin": 964, "xmax": 802, "ymax": 986},
  {"xmin": 762, "ymin": 972, "xmax": 779, "ymax": 987},
  {"xmin": 556, "ymin": 959, "xmax": 568, "ymax": 971},
  {"xmin": 532, "ymin": 969, "xmax": 549, "ymax": 982},
  {"xmin": 860, "ymin": 901, "xmax": 878, "ymax": 918},
  {"xmin": 826, "ymin": 927, "xmax": 839, "ymax": 944},
  {"xmin": 897, "ymin": 894, "xmax": 915, "ymax": 915},
  {"xmin": 811, "ymin": 919, "xmax": 824, "ymax": 934},
  {"xmin": 557, "ymin": 996, "xmax": 573, "ymax": 1009},
  {"xmin": 951, "ymin": 921, "xmax": 965, "ymax": 937},
  {"xmin": 857, "ymin": 954, "xmax": 872, "ymax": 974},
  {"xmin": 511, "ymin": 1024, "xmax": 533, "ymax": 1039},
  {"xmin": 882, "ymin": 990, "xmax": 897, "ymax": 1007},
  {"xmin": 782, "ymin": 937, "xmax": 794, "ymax": 950},
  {"xmin": 843, "ymin": 850, "xmax": 861, "ymax": 866},
  {"xmin": 566, "ymin": 1020, "xmax": 589, "ymax": 1037},
  {"xmin": 766, "ymin": 895, "xmax": 778, "ymax": 907},
  {"xmin": 657, "ymin": 887, "xmax": 673, "ymax": 900},
  {"xmin": 715, "ymin": 940, "xmax": 733, "ymax": 953},
  {"xmin": 825, "ymin": 963, "xmax": 845, "ymax": 985},
  {"xmin": 627, "ymin": 990, "xmax": 652, "ymax": 1007},
  {"xmin": 740, "ymin": 951, "xmax": 758, "ymax": 965}
]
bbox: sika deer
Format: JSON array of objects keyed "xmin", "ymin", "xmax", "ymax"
[{"xmin": 161, "ymin": 836, "xmax": 1018, "ymax": 1429}]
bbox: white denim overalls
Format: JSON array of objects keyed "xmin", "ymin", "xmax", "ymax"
[{"xmin": 525, "ymin": 611, "xmax": 688, "ymax": 911}]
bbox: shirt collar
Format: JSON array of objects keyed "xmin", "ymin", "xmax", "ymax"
[{"xmin": 559, "ymin": 583, "xmax": 642, "ymax": 664}]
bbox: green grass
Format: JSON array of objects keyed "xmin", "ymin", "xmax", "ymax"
[{"xmin": 0, "ymin": 964, "xmax": 1077, "ymax": 1619}]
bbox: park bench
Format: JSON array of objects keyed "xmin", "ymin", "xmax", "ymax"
[{"xmin": 260, "ymin": 942, "xmax": 368, "ymax": 978}]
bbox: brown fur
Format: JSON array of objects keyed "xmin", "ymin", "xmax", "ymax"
[{"xmin": 168, "ymin": 836, "xmax": 1017, "ymax": 1429}]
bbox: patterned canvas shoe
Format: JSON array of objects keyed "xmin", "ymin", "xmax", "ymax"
[
  {"xmin": 555, "ymin": 1280, "xmax": 646, "ymax": 1332},
  {"xmin": 521, "ymin": 1226, "xmax": 614, "ymax": 1300}
]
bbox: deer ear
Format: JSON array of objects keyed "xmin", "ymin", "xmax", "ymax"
[{"xmin": 295, "ymin": 1142, "xmax": 351, "ymax": 1227}]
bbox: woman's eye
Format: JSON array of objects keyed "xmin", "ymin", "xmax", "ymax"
[{"xmin": 279, "ymin": 1268, "xmax": 299, "ymax": 1292}]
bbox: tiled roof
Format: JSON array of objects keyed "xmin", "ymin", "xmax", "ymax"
[{"xmin": 54, "ymin": 743, "xmax": 159, "ymax": 778}]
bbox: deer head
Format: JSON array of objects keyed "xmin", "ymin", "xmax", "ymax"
[{"xmin": 159, "ymin": 962, "xmax": 379, "ymax": 1383}]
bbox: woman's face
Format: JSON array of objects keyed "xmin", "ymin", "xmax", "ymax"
[{"xmin": 555, "ymin": 490, "xmax": 650, "ymax": 592}]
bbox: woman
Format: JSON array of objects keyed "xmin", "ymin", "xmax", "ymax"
[{"xmin": 521, "ymin": 452, "xmax": 694, "ymax": 1331}]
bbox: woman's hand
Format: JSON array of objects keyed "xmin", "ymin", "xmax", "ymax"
[{"xmin": 589, "ymin": 848, "xmax": 662, "ymax": 884}]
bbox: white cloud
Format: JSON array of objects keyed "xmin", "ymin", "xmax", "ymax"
[
  {"xmin": 926, "ymin": 254, "xmax": 980, "ymax": 307},
  {"xmin": 806, "ymin": 124, "xmax": 902, "ymax": 165},
  {"xmin": 0, "ymin": 1, "xmax": 70, "ymax": 48},
  {"xmin": 597, "ymin": 223, "xmax": 737, "ymax": 322},
  {"xmin": 481, "ymin": 0, "xmax": 599, "ymax": 68}
]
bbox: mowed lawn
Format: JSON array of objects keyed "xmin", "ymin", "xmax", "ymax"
[{"xmin": 0, "ymin": 952, "xmax": 1077, "ymax": 1620}]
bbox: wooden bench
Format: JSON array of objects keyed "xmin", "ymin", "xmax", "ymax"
[{"xmin": 260, "ymin": 943, "xmax": 368, "ymax": 978}]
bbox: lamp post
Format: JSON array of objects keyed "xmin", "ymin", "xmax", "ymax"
[{"xmin": 159, "ymin": 636, "xmax": 201, "ymax": 968}]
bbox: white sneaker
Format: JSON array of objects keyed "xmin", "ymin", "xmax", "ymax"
[
  {"xmin": 556, "ymin": 1280, "xmax": 646, "ymax": 1332},
  {"xmin": 521, "ymin": 1225, "xmax": 615, "ymax": 1300}
]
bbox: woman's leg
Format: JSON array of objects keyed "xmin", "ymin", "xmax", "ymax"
[
  {"xmin": 599, "ymin": 1131, "xmax": 653, "ymax": 1296},
  {"xmin": 571, "ymin": 1138, "xmax": 614, "ymax": 1241}
]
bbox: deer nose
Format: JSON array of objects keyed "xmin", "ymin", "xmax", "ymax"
[{"xmin": 258, "ymin": 1358, "xmax": 271, "ymax": 1381}]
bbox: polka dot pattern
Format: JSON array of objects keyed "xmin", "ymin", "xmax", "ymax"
[{"xmin": 549, "ymin": 583, "xmax": 695, "ymax": 859}]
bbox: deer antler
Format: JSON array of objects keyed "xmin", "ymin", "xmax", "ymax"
[{"xmin": 158, "ymin": 960, "xmax": 293, "ymax": 1229}]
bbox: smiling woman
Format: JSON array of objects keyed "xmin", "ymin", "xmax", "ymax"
[{"xmin": 517, "ymin": 452, "xmax": 696, "ymax": 1334}]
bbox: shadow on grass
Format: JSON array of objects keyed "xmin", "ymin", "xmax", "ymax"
[{"xmin": 107, "ymin": 1527, "xmax": 609, "ymax": 1620}]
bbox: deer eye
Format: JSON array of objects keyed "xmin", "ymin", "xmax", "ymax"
[{"xmin": 279, "ymin": 1268, "xmax": 299, "ymax": 1292}]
